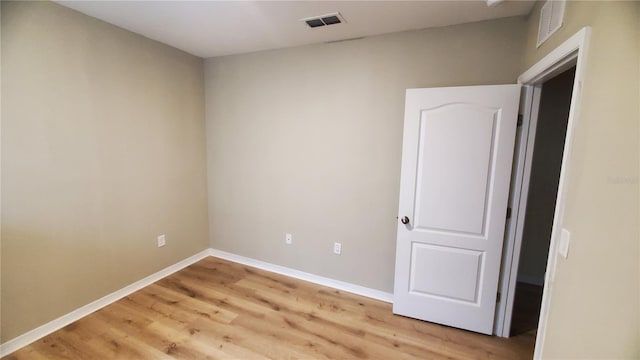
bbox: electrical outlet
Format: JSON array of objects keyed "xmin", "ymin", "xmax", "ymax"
[
  {"xmin": 157, "ymin": 234, "xmax": 166, "ymax": 247},
  {"xmin": 286, "ymin": 233, "xmax": 293, "ymax": 245},
  {"xmin": 333, "ymin": 242, "xmax": 342, "ymax": 255}
]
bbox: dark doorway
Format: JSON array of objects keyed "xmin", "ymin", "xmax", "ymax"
[{"xmin": 510, "ymin": 66, "xmax": 576, "ymax": 336}]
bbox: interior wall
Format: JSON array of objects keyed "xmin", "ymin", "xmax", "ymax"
[
  {"xmin": 517, "ymin": 67, "xmax": 575, "ymax": 285},
  {"xmin": 204, "ymin": 16, "xmax": 527, "ymax": 293},
  {"xmin": 0, "ymin": 0, "xmax": 3, "ymax": 338},
  {"xmin": 521, "ymin": 1, "xmax": 640, "ymax": 358},
  {"xmin": 1, "ymin": 1, "xmax": 209, "ymax": 342}
]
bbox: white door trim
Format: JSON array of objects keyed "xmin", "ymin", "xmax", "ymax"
[
  {"xmin": 518, "ymin": 27, "xmax": 590, "ymax": 85},
  {"xmin": 496, "ymin": 27, "xmax": 591, "ymax": 358},
  {"xmin": 493, "ymin": 84, "xmax": 542, "ymax": 337}
]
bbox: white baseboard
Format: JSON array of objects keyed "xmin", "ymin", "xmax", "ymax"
[
  {"xmin": 1, "ymin": 247, "xmax": 394, "ymax": 357},
  {"xmin": 209, "ymin": 248, "xmax": 394, "ymax": 303},
  {"xmin": 0, "ymin": 249, "xmax": 211, "ymax": 357},
  {"xmin": 517, "ymin": 274, "xmax": 545, "ymax": 286}
]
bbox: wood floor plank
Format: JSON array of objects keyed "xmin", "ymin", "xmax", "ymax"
[
  {"xmin": 4, "ymin": 257, "xmax": 535, "ymax": 359},
  {"xmin": 239, "ymin": 282, "xmax": 456, "ymax": 358},
  {"xmin": 236, "ymin": 278, "xmax": 474, "ymax": 359}
]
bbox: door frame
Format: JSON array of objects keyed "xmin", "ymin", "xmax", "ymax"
[{"xmin": 493, "ymin": 27, "xmax": 591, "ymax": 358}]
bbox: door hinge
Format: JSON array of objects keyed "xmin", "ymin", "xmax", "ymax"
[
  {"xmin": 517, "ymin": 114, "xmax": 523, "ymax": 127},
  {"xmin": 506, "ymin": 207, "xmax": 512, "ymax": 219},
  {"xmin": 496, "ymin": 292, "xmax": 501, "ymax": 303}
]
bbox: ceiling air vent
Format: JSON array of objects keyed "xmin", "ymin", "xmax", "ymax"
[
  {"xmin": 302, "ymin": 13, "xmax": 345, "ymax": 29},
  {"xmin": 537, "ymin": 0, "xmax": 566, "ymax": 47}
]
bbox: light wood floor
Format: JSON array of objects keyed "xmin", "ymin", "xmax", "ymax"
[{"xmin": 5, "ymin": 257, "xmax": 535, "ymax": 359}]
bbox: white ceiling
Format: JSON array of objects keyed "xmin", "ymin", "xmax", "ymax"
[{"xmin": 56, "ymin": 1, "xmax": 536, "ymax": 58}]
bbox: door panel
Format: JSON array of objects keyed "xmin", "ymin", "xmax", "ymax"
[
  {"xmin": 410, "ymin": 244, "xmax": 483, "ymax": 303},
  {"xmin": 415, "ymin": 104, "xmax": 498, "ymax": 235},
  {"xmin": 393, "ymin": 85, "xmax": 520, "ymax": 335}
]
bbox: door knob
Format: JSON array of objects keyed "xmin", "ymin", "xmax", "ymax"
[{"xmin": 401, "ymin": 216, "xmax": 410, "ymax": 225}]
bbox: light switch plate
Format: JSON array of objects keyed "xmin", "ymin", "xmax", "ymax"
[
  {"xmin": 157, "ymin": 234, "xmax": 166, "ymax": 247},
  {"xmin": 558, "ymin": 228, "xmax": 570, "ymax": 258}
]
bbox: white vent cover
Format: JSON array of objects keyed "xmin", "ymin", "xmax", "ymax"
[{"xmin": 537, "ymin": 0, "xmax": 566, "ymax": 47}]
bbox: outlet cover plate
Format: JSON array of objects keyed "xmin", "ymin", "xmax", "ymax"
[{"xmin": 333, "ymin": 242, "xmax": 342, "ymax": 255}]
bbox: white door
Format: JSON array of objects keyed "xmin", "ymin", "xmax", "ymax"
[{"xmin": 393, "ymin": 85, "xmax": 520, "ymax": 335}]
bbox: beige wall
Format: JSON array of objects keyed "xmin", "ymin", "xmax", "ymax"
[
  {"xmin": 521, "ymin": 1, "xmax": 640, "ymax": 358},
  {"xmin": 1, "ymin": 1, "xmax": 209, "ymax": 342},
  {"xmin": 204, "ymin": 17, "xmax": 527, "ymax": 292},
  {"xmin": 0, "ymin": 0, "xmax": 3, "ymax": 340}
]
